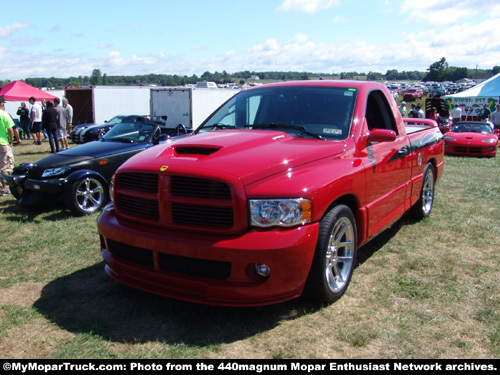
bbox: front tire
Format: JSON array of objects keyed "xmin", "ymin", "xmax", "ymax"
[
  {"xmin": 64, "ymin": 176, "xmax": 107, "ymax": 216},
  {"xmin": 305, "ymin": 204, "xmax": 357, "ymax": 304}
]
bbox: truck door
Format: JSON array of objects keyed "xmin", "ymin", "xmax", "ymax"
[{"xmin": 363, "ymin": 90, "xmax": 412, "ymax": 238}]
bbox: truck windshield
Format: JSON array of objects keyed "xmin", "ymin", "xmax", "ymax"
[{"xmin": 197, "ymin": 86, "xmax": 357, "ymax": 140}]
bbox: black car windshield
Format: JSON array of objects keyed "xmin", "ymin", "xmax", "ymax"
[
  {"xmin": 452, "ymin": 123, "xmax": 493, "ymax": 134},
  {"xmin": 102, "ymin": 122, "xmax": 156, "ymax": 142},
  {"xmin": 106, "ymin": 115, "xmax": 127, "ymax": 124},
  {"xmin": 197, "ymin": 86, "xmax": 357, "ymax": 140}
]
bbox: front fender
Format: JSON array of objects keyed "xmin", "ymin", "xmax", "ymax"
[
  {"xmin": 13, "ymin": 162, "xmax": 34, "ymax": 176},
  {"xmin": 64, "ymin": 170, "xmax": 108, "ymax": 192}
]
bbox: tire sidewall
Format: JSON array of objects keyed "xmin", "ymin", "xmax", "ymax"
[
  {"xmin": 63, "ymin": 176, "xmax": 107, "ymax": 216},
  {"xmin": 305, "ymin": 204, "xmax": 357, "ymax": 303}
]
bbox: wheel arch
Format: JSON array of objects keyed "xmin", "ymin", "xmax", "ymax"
[
  {"xmin": 322, "ymin": 194, "xmax": 364, "ymax": 248},
  {"xmin": 64, "ymin": 170, "xmax": 109, "ymax": 192}
]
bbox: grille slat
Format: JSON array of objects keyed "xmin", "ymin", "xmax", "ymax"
[
  {"xmin": 118, "ymin": 173, "xmax": 158, "ymax": 193},
  {"xmin": 171, "ymin": 176, "xmax": 231, "ymax": 199},
  {"xmin": 118, "ymin": 195, "xmax": 159, "ymax": 220},
  {"xmin": 107, "ymin": 239, "xmax": 231, "ymax": 280},
  {"xmin": 172, "ymin": 203, "xmax": 234, "ymax": 227}
]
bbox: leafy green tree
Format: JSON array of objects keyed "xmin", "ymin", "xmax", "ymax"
[
  {"xmin": 90, "ymin": 69, "xmax": 102, "ymax": 85},
  {"xmin": 424, "ymin": 57, "xmax": 448, "ymax": 82}
]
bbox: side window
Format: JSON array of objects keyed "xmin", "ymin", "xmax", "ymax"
[{"xmin": 366, "ymin": 90, "xmax": 398, "ymax": 134}]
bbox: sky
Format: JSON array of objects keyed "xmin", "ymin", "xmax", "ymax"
[{"xmin": 1, "ymin": 0, "xmax": 499, "ymax": 80}]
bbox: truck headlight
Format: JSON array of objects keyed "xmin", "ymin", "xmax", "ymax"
[
  {"xmin": 249, "ymin": 198, "xmax": 312, "ymax": 227},
  {"xmin": 41, "ymin": 166, "xmax": 71, "ymax": 178}
]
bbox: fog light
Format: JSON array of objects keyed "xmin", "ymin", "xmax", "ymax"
[{"xmin": 255, "ymin": 263, "xmax": 271, "ymax": 278}]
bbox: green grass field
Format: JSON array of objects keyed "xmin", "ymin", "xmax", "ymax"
[{"xmin": 1, "ymin": 140, "xmax": 499, "ymax": 359}]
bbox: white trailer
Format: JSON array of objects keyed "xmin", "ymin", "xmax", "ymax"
[
  {"xmin": 64, "ymin": 86, "xmax": 152, "ymax": 125},
  {"xmin": 150, "ymin": 87, "xmax": 240, "ymax": 129}
]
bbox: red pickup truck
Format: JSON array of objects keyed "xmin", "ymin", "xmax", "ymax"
[{"xmin": 97, "ymin": 80, "xmax": 444, "ymax": 306}]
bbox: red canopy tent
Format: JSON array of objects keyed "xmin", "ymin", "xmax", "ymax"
[{"xmin": 0, "ymin": 80, "xmax": 56, "ymax": 101}]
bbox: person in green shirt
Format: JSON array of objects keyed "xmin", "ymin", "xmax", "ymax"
[{"xmin": 0, "ymin": 96, "xmax": 15, "ymax": 196}]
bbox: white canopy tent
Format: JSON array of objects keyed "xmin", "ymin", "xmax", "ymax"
[{"xmin": 443, "ymin": 73, "xmax": 500, "ymax": 121}]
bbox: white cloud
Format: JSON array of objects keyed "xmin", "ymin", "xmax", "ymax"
[
  {"xmin": 0, "ymin": 22, "xmax": 29, "ymax": 39},
  {"xmin": 402, "ymin": 0, "xmax": 500, "ymax": 24},
  {"xmin": 277, "ymin": 0, "xmax": 340, "ymax": 14}
]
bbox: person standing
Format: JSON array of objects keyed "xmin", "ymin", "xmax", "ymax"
[
  {"xmin": 16, "ymin": 102, "xmax": 31, "ymax": 140},
  {"xmin": 42, "ymin": 101, "xmax": 60, "ymax": 153},
  {"xmin": 416, "ymin": 104, "xmax": 425, "ymax": 118},
  {"xmin": 0, "ymin": 96, "xmax": 15, "ymax": 196},
  {"xmin": 479, "ymin": 103, "xmax": 491, "ymax": 122},
  {"xmin": 450, "ymin": 104, "xmax": 462, "ymax": 124},
  {"xmin": 399, "ymin": 101, "xmax": 407, "ymax": 117},
  {"xmin": 490, "ymin": 104, "xmax": 500, "ymax": 130},
  {"xmin": 54, "ymin": 98, "xmax": 69, "ymax": 150},
  {"xmin": 428, "ymin": 107, "xmax": 440, "ymax": 124},
  {"xmin": 29, "ymin": 96, "xmax": 43, "ymax": 145},
  {"xmin": 63, "ymin": 98, "xmax": 73, "ymax": 135}
]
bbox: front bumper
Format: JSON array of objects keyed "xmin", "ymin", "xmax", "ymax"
[
  {"xmin": 97, "ymin": 203, "xmax": 320, "ymax": 307},
  {"xmin": 1, "ymin": 173, "xmax": 66, "ymax": 205},
  {"xmin": 445, "ymin": 143, "xmax": 497, "ymax": 157}
]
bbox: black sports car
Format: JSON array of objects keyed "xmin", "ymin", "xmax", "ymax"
[
  {"xmin": 71, "ymin": 115, "xmax": 168, "ymax": 144},
  {"xmin": 1, "ymin": 122, "xmax": 191, "ymax": 216}
]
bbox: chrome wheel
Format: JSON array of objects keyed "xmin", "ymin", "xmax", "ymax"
[
  {"xmin": 75, "ymin": 177, "xmax": 105, "ymax": 214},
  {"xmin": 421, "ymin": 166, "xmax": 435, "ymax": 216},
  {"xmin": 305, "ymin": 204, "xmax": 357, "ymax": 303},
  {"xmin": 64, "ymin": 176, "xmax": 107, "ymax": 216},
  {"xmin": 411, "ymin": 163, "xmax": 435, "ymax": 220},
  {"xmin": 325, "ymin": 216, "xmax": 356, "ymax": 293}
]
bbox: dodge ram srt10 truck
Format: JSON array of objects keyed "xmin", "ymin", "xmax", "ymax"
[{"xmin": 97, "ymin": 80, "xmax": 444, "ymax": 306}]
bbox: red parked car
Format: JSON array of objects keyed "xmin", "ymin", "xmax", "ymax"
[
  {"xmin": 403, "ymin": 88, "xmax": 424, "ymax": 101},
  {"xmin": 444, "ymin": 122, "xmax": 499, "ymax": 157}
]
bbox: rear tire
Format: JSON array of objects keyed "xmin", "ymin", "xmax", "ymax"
[
  {"xmin": 410, "ymin": 163, "xmax": 435, "ymax": 220},
  {"xmin": 304, "ymin": 204, "xmax": 357, "ymax": 304}
]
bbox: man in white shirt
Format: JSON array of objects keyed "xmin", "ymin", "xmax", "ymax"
[
  {"xmin": 29, "ymin": 96, "xmax": 43, "ymax": 145},
  {"xmin": 450, "ymin": 104, "xmax": 462, "ymax": 124}
]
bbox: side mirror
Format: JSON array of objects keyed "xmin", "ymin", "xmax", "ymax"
[
  {"xmin": 156, "ymin": 134, "xmax": 170, "ymax": 144},
  {"xmin": 494, "ymin": 129, "xmax": 500, "ymax": 136},
  {"xmin": 367, "ymin": 129, "xmax": 397, "ymax": 143}
]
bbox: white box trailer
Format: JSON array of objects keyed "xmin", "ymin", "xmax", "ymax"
[
  {"xmin": 64, "ymin": 86, "xmax": 153, "ymax": 125},
  {"xmin": 150, "ymin": 87, "xmax": 240, "ymax": 129}
]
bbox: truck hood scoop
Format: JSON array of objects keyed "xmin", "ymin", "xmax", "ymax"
[{"xmin": 173, "ymin": 146, "xmax": 220, "ymax": 156}]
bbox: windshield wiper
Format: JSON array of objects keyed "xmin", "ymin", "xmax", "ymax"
[
  {"xmin": 200, "ymin": 124, "xmax": 237, "ymax": 131},
  {"xmin": 252, "ymin": 123, "xmax": 324, "ymax": 140}
]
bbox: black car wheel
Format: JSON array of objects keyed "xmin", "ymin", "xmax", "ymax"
[{"xmin": 64, "ymin": 176, "xmax": 107, "ymax": 216}]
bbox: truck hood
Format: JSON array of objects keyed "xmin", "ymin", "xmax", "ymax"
[{"xmin": 122, "ymin": 130, "xmax": 348, "ymax": 185}]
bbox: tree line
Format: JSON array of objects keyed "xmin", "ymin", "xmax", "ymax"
[{"xmin": 2, "ymin": 58, "xmax": 498, "ymax": 89}]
